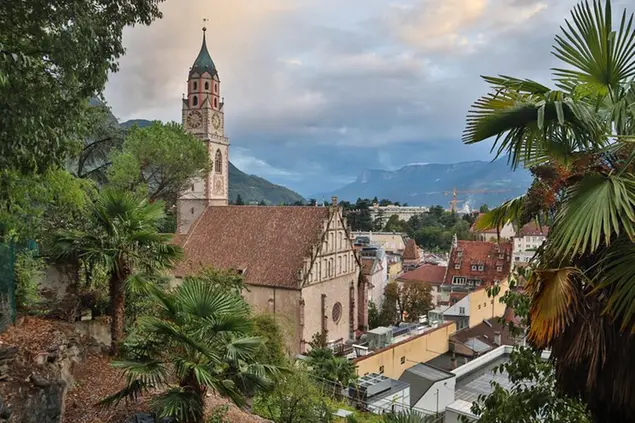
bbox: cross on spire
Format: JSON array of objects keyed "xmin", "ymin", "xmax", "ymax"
[{"xmin": 202, "ymin": 18, "xmax": 208, "ymax": 32}]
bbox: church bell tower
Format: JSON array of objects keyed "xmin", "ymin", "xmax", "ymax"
[{"xmin": 177, "ymin": 25, "xmax": 229, "ymax": 234}]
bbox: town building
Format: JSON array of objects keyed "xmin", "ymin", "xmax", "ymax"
[
  {"xmin": 360, "ymin": 246, "xmax": 388, "ymax": 308},
  {"xmin": 402, "ymin": 239, "xmax": 424, "ymax": 270},
  {"xmin": 470, "ymin": 214, "xmax": 516, "ymax": 241},
  {"xmin": 352, "ymin": 231, "xmax": 409, "ymax": 255},
  {"xmin": 397, "ymin": 264, "xmax": 447, "ymax": 306},
  {"xmin": 443, "ymin": 238, "xmax": 512, "ymax": 290},
  {"xmin": 369, "ymin": 204, "xmax": 430, "ymax": 227},
  {"xmin": 513, "ymin": 222, "xmax": 549, "ymax": 266},
  {"xmin": 399, "ymin": 363, "xmax": 456, "ymax": 415},
  {"xmin": 173, "ymin": 29, "xmax": 367, "ymax": 355}
]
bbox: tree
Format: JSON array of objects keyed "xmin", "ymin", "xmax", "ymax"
[
  {"xmin": 399, "ymin": 282, "xmax": 433, "ymax": 323},
  {"xmin": 102, "ymin": 277, "xmax": 281, "ymax": 423},
  {"xmin": 463, "ymin": 2, "xmax": 635, "ymax": 420},
  {"xmin": 306, "ymin": 348, "xmax": 357, "ymax": 396},
  {"xmin": 253, "ymin": 371, "xmax": 332, "ymax": 423},
  {"xmin": 258, "ymin": 200, "xmax": 267, "ymax": 206},
  {"xmin": 108, "ymin": 121, "xmax": 210, "ymax": 203},
  {"xmin": 379, "ymin": 282, "xmax": 400, "ymax": 325},
  {"xmin": 383, "ymin": 410, "xmax": 439, "ymax": 422},
  {"xmin": 0, "ymin": 0, "xmax": 163, "ymax": 177},
  {"xmin": 51, "ymin": 189, "xmax": 182, "ymax": 355},
  {"xmin": 252, "ymin": 313, "xmax": 289, "ymax": 366},
  {"xmin": 235, "ymin": 194, "xmax": 245, "ymax": 205},
  {"xmin": 479, "ymin": 204, "xmax": 490, "ymax": 213},
  {"xmin": 368, "ymin": 300, "xmax": 381, "ymax": 329}
]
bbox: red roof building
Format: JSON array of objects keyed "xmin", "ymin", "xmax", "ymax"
[
  {"xmin": 397, "ymin": 264, "xmax": 447, "ymax": 286},
  {"xmin": 444, "ymin": 240, "xmax": 512, "ymax": 288}
]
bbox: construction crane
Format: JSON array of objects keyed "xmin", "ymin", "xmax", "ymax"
[{"xmin": 444, "ymin": 187, "xmax": 511, "ymax": 213}]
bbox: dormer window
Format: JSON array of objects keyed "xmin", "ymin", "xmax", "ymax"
[
  {"xmin": 471, "ymin": 264, "xmax": 477, "ymax": 271},
  {"xmin": 478, "ymin": 265, "xmax": 484, "ymax": 271},
  {"xmin": 457, "ymin": 250, "xmax": 463, "ymax": 258},
  {"xmin": 496, "ymin": 265, "xmax": 503, "ymax": 272},
  {"xmin": 498, "ymin": 253, "xmax": 504, "ymax": 260},
  {"xmin": 454, "ymin": 263, "xmax": 461, "ymax": 270}
]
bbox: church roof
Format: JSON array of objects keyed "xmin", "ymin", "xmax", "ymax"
[
  {"xmin": 189, "ymin": 29, "xmax": 217, "ymax": 78},
  {"xmin": 402, "ymin": 239, "xmax": 421, "ymax": 261},
  {"xmin": 174, "ymin": 206, "xmax": 330, "ymax": 289}
]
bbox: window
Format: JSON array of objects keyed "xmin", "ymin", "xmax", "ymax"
[
  {"xmin": 471, "ymin": 265, "xmax": 477, "ymax": 271},
  {"xmin": 459, "ymin": 307, "xmax": 466, "ymax": 315},
  {"xmin": 491, "ymin": 300, "xmax": 494, "ymax": 304},
  {"xmin": 453, "ymin": 276, "xmax": 466, "ymax": 285},
  {"xmin": 329, "ymin": 258, "xmax": 333, "ymax": 277},
  {"xmin": 400, "ymin": 356, "xmax": 406, "ymax": 365},
  {"xmin": 338, "ymin": 256, "xmax": 341, "ymax": 274},
  {"xmin": 193, "ymin": 81, "xmax": 198, "ymax": 90},
  {"xmin": 214, "ymin": 150, "xmax": 222, "ymax": 174},
  {"xmin": 332, "ymin": 302, "xmax": 342, "ymax": 323},
  {"xmin": 478, "ymin": 265, "xmax": 484, "ymax": 271},
  {"xmin": 478, "ymin": 305, "xmax": 481, "ymax": 310},
  {"xmin": 191, "ymin": 184, "xmax": 195, "ymax": 191},
  {"xmin": 496, "ymin": 265, "xmax": 503, "ymax": 272},
  {"xmin": 484, "ymin": 302, "xmax": 487, "ymax": 307},
  {"xmin": 379, "ymin": 365, "xmax": 384, "ymax": 374},
  {"xmin": 192, "ymin": 96, "xmax": 198, "ymax": 106},
  {"xmin": 190, "ymin": 207, "xmax": 194, "ymax": 214},
  {"xmin": 204, "ymin": 81, "xmax": 209, "ymax": 90},
  {"xmin": 214, "ymin": 83, "xmax": 218, "ymax": 93},
  {"xmin": 454, "ymin": 263, "xmax": 461, "ymax": 270},
  {"xmin": 457, "ymin": 250, "xmax": 463, "ymax": 257},
  {"xmin": 214, "ymin": 97, "xmax": 218, "ymax": 108},
  {"xmin": 498, "ymin": 253, "xmax": 504, "ymax": 260}
]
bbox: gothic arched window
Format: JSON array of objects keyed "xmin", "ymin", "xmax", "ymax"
[
  {"xmin": 204, "ymin": 81, "xmax": 209, "ymax": 90},
  {"xmin": 192, "ymin": 96, "xmax": 198, "ymax": 106},
  {"xmin": 193, "ymin": 81, "xmax": 198, "ymax": 90},
  {"xmin": 215, "ymin": 150, "xmax": 222, "ymax": 174}
]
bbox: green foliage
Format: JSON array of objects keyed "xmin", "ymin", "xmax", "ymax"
[
  {"xmin": 108, "ymin": 121, "xmax": 210, "ymax": 202},
  {"xmin": 0, "ymin": 0, "xmax": 163, "ymax": 176},
  {"xmin": 309, "ymin": 331, "xmax": 329, "ymax": 350},
  {"xmin": 399, "ymin": 282, "xmax": 433, "ymax": 323},
  {"xmin": 235, "ymin": 194, "xmax": 245, "ymax": 205},
  {"xmin": 14, "ymin": 249, "xmax": 45, "ymax": 312},
  {"xmin": 252, "ymin": 371, "xmax": 333, "ymax": 423},
  {"xmin": 379, "ymin": 282, "xmax": 400, "ymax": 326},
  {"xmin": 252, "ymin": 313, "xmax": 289, "ymax": 366},
  {"xmin": 382, "ymin": 410, "xmax": 438, "ymax": 422},
  {"xmin": 182, "ymin": 268, "xmax": 244, "ymax": 296},
  {"xmin": 103, "ymin": 277, "xmax": 282, "ymax": 423},
  {"xmin": 368, "ymin": 301, "xmax": 381, "ymax": 329},
  {"xmin": 51, "ymin": 189, "xmax": 182, "ymax": 354},
  {"xmin": 0, "ymin": 168, "xmax": 95, "ymax": 243},
  {"xmin": 306, "ymin": 348, "xmax": 357, "ymax": 393}
]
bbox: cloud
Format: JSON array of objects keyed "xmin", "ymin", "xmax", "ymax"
[{"xmin": 104, "ymin": 0, "xmax": 633, "ymax": 198}]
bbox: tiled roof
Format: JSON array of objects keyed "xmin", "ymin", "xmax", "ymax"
[
  {"xmin": 518, "ymin": 221, "xmax": 549, "ymax": 237},
  {"xmin": 361, "ymin": 258, "xmax": 378, "ymax": 275},
  {"xmin": 444, "ymin": 240, "xmax": 512, "ymax": 286},
  {"xmin": 451, "ymin": 315, "xmax": 515, "ymax": 350},
  {"xmin": 190, "ymin": 30, "xmax": 217, "ymax": 78},
  {"xmin": 397, "ymin": 264, "xmax": 446, "ymax": 285},
  {"xmin": 402, "ymin": 239, "xmax": 420, "ymax": 260},
  {"xmin": 174, "ymin": 206, "xmax": 330, "ymax": 288}
]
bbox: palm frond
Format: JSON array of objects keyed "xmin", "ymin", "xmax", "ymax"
[
  {"xmin": 527, "ymin": 267, "xmax": 582, "ymax": 349},
  {"xmin": 474, "ymin": 195, "xmax": 526, "ymax": 233},
  {"xmin": 99, "ymin": 379, "xmax": 146, "ymax": 407},
  {"xmin": 593, "ymin": 239, "xmax": 635, "ymax": 330},
  {"xmin": 552, "ymin": 0, "xmax": 635, "ymax": 93},
  {"xmin": 151, "ymin": 388, "xmax": 204, "ymax": 423},
  {"xmin": 549, "ymin": 174, "xmax": 635, "ymax": 257}
]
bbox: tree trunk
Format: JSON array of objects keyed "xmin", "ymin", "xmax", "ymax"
[{"xmin": 109, "ymin": 271, "xmax": 126, "ymax": 356}]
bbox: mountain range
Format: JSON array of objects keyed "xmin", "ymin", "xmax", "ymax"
[
  {"xmin": 315, "ymin": 157, "xmax": 533, "ymax": 209},
  {"xmin": 120, "ymin": 119, "xmax": 305, "ymax": 205}
]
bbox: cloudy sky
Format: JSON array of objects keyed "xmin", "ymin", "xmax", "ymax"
[{"xmin": 104, "ymin": 0, "xmax": 629, "ymax": 196}]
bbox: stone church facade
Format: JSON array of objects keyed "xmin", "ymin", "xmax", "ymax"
[{"xmin": 173, "ymin": 28, "xmax": 367, "ymax": 355}]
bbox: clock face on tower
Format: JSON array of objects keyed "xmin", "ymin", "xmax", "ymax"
[
  {"xmin": 186, "ymin": 110, "xmax": 203, "ymax": 128},
  {"xmin": 211, "ymin": 113, "xmax": 221, "ymax": 130}
]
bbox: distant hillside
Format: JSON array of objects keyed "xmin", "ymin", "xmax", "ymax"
[
  {"xmin": 316, "ymin": 157, "xmax": 533, "ymax": 209},
  {"xmin": 120, "ymin": 119, "xmax": 304, "ymax": 205}
]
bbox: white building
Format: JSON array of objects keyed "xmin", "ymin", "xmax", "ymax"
[
  {"xmin": 369, "ymin": 204, "xmax": 429, "ymax": 227},
  {"xmin": 353, "ymin": 231, "xmax": 408, "ymax": 255},
  {"xmin": 399, "ymin": 363, "xmax": 456, "ymax": 415},
  {"xmin": 513, "ymin": 222, "xmax": 549, "ymax": 266},
  {"xmin": 360, "ymin": 246, "xmax": 389, "ymax": 308},
  {"xmin": 349, "ymin": 372, "xmax": 411, "ymax": 414}
]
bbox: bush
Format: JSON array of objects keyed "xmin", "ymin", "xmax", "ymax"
[{"xmin": 14, "ymin": 250, "xmax": 45, "ymax": 312}]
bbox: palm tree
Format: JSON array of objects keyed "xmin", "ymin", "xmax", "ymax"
[
  {"xmin": 51, "ymin": 189, "xmax": 182, "ymax": 355},
  {"xmin": 306, "ymin": 348, "xmax": 357, "ymax": 398},
  {"xmin": 102, "ymin": 277, "xmax": 280, "ymax": 423},
  {"xmin": 463, "ymin": 1, "xmax": 635, "ymax": 421},
  {"xmin": 382, "ymin": 410, "xmax": 438, "ymax": 423}
]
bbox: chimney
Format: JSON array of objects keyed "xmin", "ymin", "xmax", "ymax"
[
  {"xmin": 450, "ymin": 354, "xmax": 457, "ymax": 370},
  {"xmin": 331, "ymin": 196, "xmax": 338, "ymax": 207},
  {"xmin": 494, "ymin": 331, "xmax": 501, "ymax": 346}
]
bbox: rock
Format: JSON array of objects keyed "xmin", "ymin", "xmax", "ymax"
[
  {"xmin": 0, "ymin": 347, "xmax": 17, "ymax": 361},
  {"xmin": 34, "ymin": 353, "xmax": 48, "ymax": 365},
  {"xmin": 30, "ymin": 374, "xmax": 51, "ymax": 388}
]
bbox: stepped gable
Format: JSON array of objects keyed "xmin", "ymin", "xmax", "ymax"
[
  {"xmin": 174, "ymin": 206, "xmax": 330, "ymax": 288},
  {"xmin": 444, "ymin": 240, "xmax": 512, "ymax": 287},
  {"xmin": 519, "ymin": 221, "xmax": 549, "ymax": 236}
]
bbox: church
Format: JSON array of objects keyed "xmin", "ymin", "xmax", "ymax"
[{"xmin": 173, "ymin": 27, "xmax": 368, "ymax": 355}]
